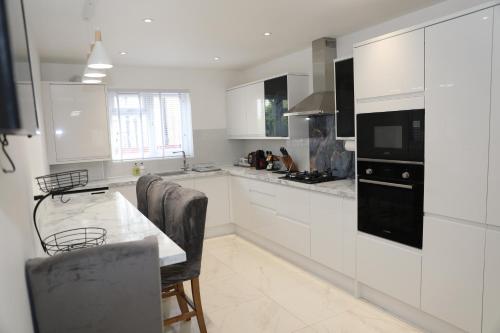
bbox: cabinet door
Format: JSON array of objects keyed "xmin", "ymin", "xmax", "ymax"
[
  {"xmin": 421, "ymin": 216, "xmax": 486, "ymax": 333},
  {"xmin": 114, "ymin": 185, "xmax": 137, "ymax": 207},
  {"xmin": 354, "ymin": 29, "xmax": 424, "ymax": 100},
  {"xmin": 194, "ymin": 176, "xmax": 230, "ymax": 228},
  {"xmin": 244, "ymin": 82, "xmax": 265, "ymax": 137},
  {"xmin": 226, "ymin": 88, "xmax": 246, "ymax": 137},
  {"xmin": 424, "ymin": 9, "xmax": 493, "ymax": 223},
  {"xmin": 230, "ymin": 177, "xmax": 250, "ymax": 226},
  {"xmin": 50, "ymin": 84, "xmax": 110, "ymax": 162},
  {"xmin": 310, "ymin": 193, "xmax": 343, "ymax": 273},
  {"xmin": 264, "ymin": 76, "xmax": 288, "ymax": 137},
  {"xmin": 334, "ymin": 58, "xmax": 355, "ymax": 138},
  {"xmin": 483, "ymin": 228, "xmax": 500, "ymax": 333},
  {"xmin": 488, "ymin": 6, "xmax": 500, "ymax": 227}
]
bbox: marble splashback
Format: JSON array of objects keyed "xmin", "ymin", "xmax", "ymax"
[{"xmin": 309, "ymin": 115, "xmax": 354, "ymax": 178}]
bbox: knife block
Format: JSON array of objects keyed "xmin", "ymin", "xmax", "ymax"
[{"xmin": 280, "ymin": 155, "xmax": 299, "ymax": 172}]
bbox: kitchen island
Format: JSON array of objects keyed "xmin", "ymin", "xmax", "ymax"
[{"xmin": 34, "ymin": 191, "xmax": 186, "ymax": 267}]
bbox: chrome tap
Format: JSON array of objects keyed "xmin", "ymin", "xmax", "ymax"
[{"xmin": 174, "ymin": 150, "xmax": 189, "ymax": 171}]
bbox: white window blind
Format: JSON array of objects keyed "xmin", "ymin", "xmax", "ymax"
[{"xmin": 108, "ymin": 91, "xmax": 193, "ymax": 161}]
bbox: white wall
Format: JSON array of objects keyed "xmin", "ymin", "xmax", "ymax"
[
  {"xmin": 41, "ymin": 63, "xmax": 245, "ymax": 179},
  {"xmin": 0, "ymin": 14, "xmax": 46, "ymax": 333}
]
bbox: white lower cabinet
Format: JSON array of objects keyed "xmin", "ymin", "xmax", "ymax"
[
  {"xmin": 310, "ymin": 193, "xmax": 356, "ymax": 278},
  {"xmin": 421, "ymin": 216, "xmax": 486, "ymax": 333},
  {"xmin": 483, "ymin": 228, "xmax": 500, "ymax": 333},
  {"xmin": 193, "ymin": 176, "xmax": 230, "ymax": 228},
  {"xmin": 357, "ymin": 234, "xmax": 422, "ymax": 308},
  {"xmin": 114, "ymin": 185, "xmax": 137, "ymax": 207}
]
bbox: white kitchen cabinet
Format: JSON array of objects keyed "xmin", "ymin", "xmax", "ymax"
[
  {"xmin": 482, "ymin": 228, "xmax": 500, "ymax": 333},
  {"xmin": 226, "ymin": 82, "xmax": 264, "ymax": 138},
  {"xmin": 424, "ymin": 9, "xmax": 493, "ymax": 224},
  {"xmin": 275, "ymin": 185, "xmax": 310, "ymax": 225},
  {"xmin": 354, "ymin": 29, "xmax": 424, "ymax": 113},
  {"xmin": 173, "ymin": 178, "xmax": 195, "ymax": 189},
  {"xmin": 310, "ymin": 193, "xmax": 356, "ymax": 277},
  {"xmin": 226, "ymin": 74, "xmax": 310, "ymax": 139},
  {"xmin": 42, "ymin": 83, "xmax": 111, "ymax": 164},
  {"xmin": 488, "ymin": 6, "xmax": 500, "ymax": 227},
  {"xmin": 258, "ymin": 214, "xmax": 311, "ymax": 257},
  {"xmin": 230, "ymin": 176, "xmax": 250, "ymax": 226},
  {"xmin": 114, "ymin": 185, "xmax": 137, "ymax": 207},
  {"xmin": 421, "ymin": 216, "xmax": 486, "ymax": 333},
  {"xmin": 357, "ymin": 234, "xmax": 421, "ymax": 308},
  {"xmin": 194, "ymin": 176, "xmax": 231, "ymax": 228}
]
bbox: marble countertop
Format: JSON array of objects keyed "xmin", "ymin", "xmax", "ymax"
[
  {"xmin": 81, "ymin": 166, "xmax": 356, "ymax": 199},
  {"xmin": 34, "ymin": 191, "xmax": 186, "ymax": 266}
]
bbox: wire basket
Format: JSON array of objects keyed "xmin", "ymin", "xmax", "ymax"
[
  {"xmin": 42, "ymin": 227, "xmax": 107, "ymax": 256},
  {"xmin": 36, "ymin": 169, "xmax": 89, "ymax": 194}
]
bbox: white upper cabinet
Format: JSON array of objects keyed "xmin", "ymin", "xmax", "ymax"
[
  {"xmin": 482, "ymin": 228, "xmax": 500, "ymax": 333},
  {"xmin": 43, "ymin": 83, "xmax": 111, "ymax": 164},
  {"xmin": 354, "ymin": 29, "xmax": 424, "ymax": 113},
  {"xmin": 226, "ymin": 74, "xmax": 310, "ymax": 139},
  {"xmin": 488, "ymin": 6, "xmax": 500, "ymax": 227},
  {"xmin": 421, "ymin": 216, "xmax": 486, "ymax": 333},
  {"xmin": 424, "ymin": 9, "xmax": 493, "ymax": 223}
]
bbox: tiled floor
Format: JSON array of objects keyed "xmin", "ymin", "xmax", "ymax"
[{"xmin": 163, "ymin": 235, "xmax": 423, "ymax": 333}]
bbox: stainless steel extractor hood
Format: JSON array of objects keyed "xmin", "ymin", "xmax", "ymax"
[{"xmin": 284, "ymin": 37, "xmax": 337, "ymax": 117}]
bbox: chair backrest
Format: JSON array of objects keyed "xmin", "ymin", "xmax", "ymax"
[
  {"xmin": 162, "ymin": 186, "xmax": 208, "ymax": 280},
  {"xmin": 26, "ymin": 237, "xmax": 163, "ymax": 333},
  {"xmin": 136, "ymin": 174, "xmax": 162, "ymax": 217},
  {"xmin": 146, "ymin": 181, "xmax": 180, "ymax": 232}
]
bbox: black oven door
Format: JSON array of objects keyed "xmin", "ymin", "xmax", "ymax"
[
  {"xmin": 357, "ymin": 109, "xmax": 424, "ymax": 162},
  {"xmin": 357, "ymin": 177, "xmax": 423, "ymax": 249}
]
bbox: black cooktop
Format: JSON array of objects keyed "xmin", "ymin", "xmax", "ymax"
[{"xmin": 279, "ymin": 171, "xmax": 344, "ymax": 184}]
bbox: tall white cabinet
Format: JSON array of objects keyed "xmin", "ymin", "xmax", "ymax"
[
  {"xmin": 424, "ymin": 9, "xmax": 493, "ymax": 224},
  {"xmin": 42, "ymin": 82, "xmax": 111, "ymax": 164},
  {"xmin": 226, "ymin": 82, "xmax": 265, "ymax": 138},
  {"xmin": 354, "ymin": 29, "xmax": 424, "ymax": 113},
  {"xmin": 488, "ymin": 5, "xmax": 500, "ymax": 228}
]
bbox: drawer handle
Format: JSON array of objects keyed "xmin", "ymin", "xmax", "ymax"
[{"xmin": 359, "ymin": 179, "xmax": 413, "ymax": 190}]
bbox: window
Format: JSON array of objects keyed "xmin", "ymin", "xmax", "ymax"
[{"xmin": 108, "ymin": 91, "xmax": 193, "ymax": 161}]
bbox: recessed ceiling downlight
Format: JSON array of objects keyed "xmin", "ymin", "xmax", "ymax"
[
  {"xmin": 214, "ymin": 57, "xmax": 220, "ymax": 61},
  {"xmin": 264, "ymin": 32, "xmax": 272, "ymax": 36},
  {"xmin": 143, "ymin": 18, "xmax": 153, "ymax": 23},
  {"xmin": 120, "ymin": 51, "xmax": 127, "ymax": 55}
]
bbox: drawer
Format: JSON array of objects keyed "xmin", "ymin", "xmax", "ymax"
[
  {"xmin": 248, "ymin": 180, "xmax": 276, "ymax": 209},
  {"xmin": 275, "ymin": 184, "xmax": 310, "ymax": 224}
]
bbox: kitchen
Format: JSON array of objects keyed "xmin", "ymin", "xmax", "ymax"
[{"xmin": 1, "ymin": 0, "xmax": 499, "ymax": 332}]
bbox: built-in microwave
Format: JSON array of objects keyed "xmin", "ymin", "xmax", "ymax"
[{"xmin": 357, "ymin": 109, "xmax": 424, "ymax": 163}]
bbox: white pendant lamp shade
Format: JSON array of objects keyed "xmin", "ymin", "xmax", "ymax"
[
  {"xmin": 83, "ymin": 66, "xmax": 106, "ymax": 78},
  {"xmin": 87, "ymin": 30, "xmax": 113, "ymax": 69}
]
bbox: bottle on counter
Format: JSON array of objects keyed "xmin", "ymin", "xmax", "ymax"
[
  {"xmin": 132, "ymin": 163, "xmax": 141, "ymax": 176},
  {"xmin": 139, "ymin": 162, "xmax": 146, "ymax": 175}
]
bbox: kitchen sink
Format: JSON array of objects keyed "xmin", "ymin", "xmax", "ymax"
[{"xmin": 155, "ymin": 170, "xmax": 188, "ymax": 177}]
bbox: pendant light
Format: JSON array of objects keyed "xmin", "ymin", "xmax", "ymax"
[
  {"xmin": 87, "ymin": 30, "xmax": 113, "ymax": 69},
  {"xmin": 83, "ymin": 66, "xmax": 106, "ymax": 78},
  {"xmin": 82, "ymin": 78, "xmax": 102, "ymax": 84}
]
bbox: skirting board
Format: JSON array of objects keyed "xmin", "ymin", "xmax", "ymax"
[
  {"xmin": 228, "ymin": 224, "xmax": 466, "ymax": 333},
  {"xmin": 204, "ymin": 223, "xmax": 236, "ymax": 239}
]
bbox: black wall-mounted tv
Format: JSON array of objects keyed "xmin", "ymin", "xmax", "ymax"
[{"xmin": 0, "ymin": 0, "xmax": 38, "ymax": 136}]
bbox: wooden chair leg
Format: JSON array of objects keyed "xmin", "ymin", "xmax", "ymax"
[
  {"xmin": 175, "ymin": 283, "xmax": 191, "ymax": 321},
  {"xmin": 191, "ymin": 277, "xmax": 207, "ymax": 333}
]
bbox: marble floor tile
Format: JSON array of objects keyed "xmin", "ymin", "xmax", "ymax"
[{"xmin": 163, "ymin": 235, "xmax": 422, "ymax": 333}]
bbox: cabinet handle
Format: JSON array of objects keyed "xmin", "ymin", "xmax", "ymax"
[{"xmin": 359, "ymin": 179, "xmax": 413, "ymax": 189}]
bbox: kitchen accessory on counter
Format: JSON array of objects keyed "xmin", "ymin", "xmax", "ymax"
[
  {"xmin": 33, "ymin": 170, "xmax": 108, "ymax": 256},
  {"xmin": 255, "ymin": 150, "xmax": 267, "ymax": 170},
  {"xmin": 279, "ymin": 147, "xmax": 299, "ymax": 172},
  {"xmin": 247, "ymin": 152, "xmax": 256, "ymax": 167},
  {"xmin": 191, "ymin": 163, "xmax": 222, "ymax": 172},
  {"xmin": 265, "ymin": 151, "xmax": 281, "ymax": 171}
]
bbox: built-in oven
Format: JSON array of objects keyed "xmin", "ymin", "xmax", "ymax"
[
  {"xmin": 357, "ymin": 109, "xmax": 424, "ymax": 163},
  {"xmin": 357, "ymin": 161, "xmax": 423, "ymax": 248}
]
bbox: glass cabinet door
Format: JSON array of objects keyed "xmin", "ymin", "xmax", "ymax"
[{"xmin": 264, "ymin": 75, "xmax": 288, "ymax": 137}]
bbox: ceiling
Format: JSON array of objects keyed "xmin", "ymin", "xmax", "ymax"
[{"xmin": 25, "ymin": 0, "xmax": 443, "ymax": 70}]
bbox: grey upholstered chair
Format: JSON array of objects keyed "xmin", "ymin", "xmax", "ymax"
[
  {"xmin": 160, "ymin": 185, "xmax": 209, "ymax": 333},
  {"xmin": 146, "ymin": 180, "xmax": 181, "ymax": 232},
  {"xmin": 136, "ymin": 174, "xmax": 162, "ymax": 217},
  {"xmin": 26, "ymin": 237, "xmax": 163, "ymax": 333}
]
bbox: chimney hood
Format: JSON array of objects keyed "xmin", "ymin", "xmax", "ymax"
[{"xmin": 284, "ymin": 37, "xmax": 337, "ymax": 117}]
